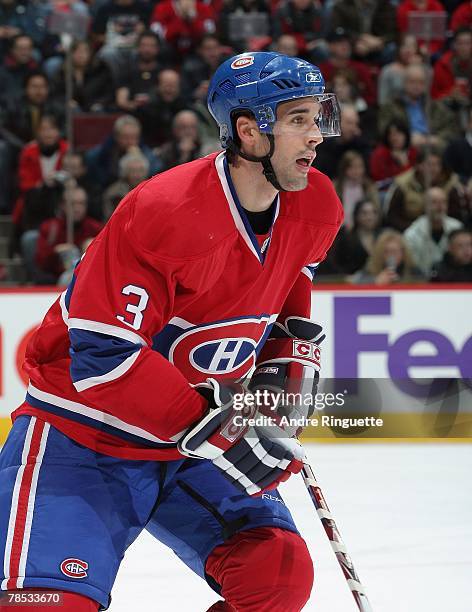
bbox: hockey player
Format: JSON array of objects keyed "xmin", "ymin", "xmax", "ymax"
[{"xmin": 0, "ymin": 52, "xmax": 342, "ymax": 611}]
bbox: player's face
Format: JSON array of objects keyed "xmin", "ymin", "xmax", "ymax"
[{"xmin": 270, "ymin": 98, "xmax": 323, "ymax": 191}]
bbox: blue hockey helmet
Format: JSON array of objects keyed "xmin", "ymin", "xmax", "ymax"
[{"xmin": 207, "ymin": 52, "xmax": 341, "ymax": 148}]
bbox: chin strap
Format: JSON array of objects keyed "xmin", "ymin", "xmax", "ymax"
[{"xmin": 227, "ymin": 134, "xmax": 286, "ymax": 192}]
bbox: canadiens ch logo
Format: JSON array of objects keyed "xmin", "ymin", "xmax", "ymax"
[
  {"xmin": 60, "ymin": 558, "xmax": 89, "ymax": 579},
  {"xmin": 168, "ymin": 316, "xmax": 276, "ymax": 382},
  {"xmin": 231, "ymin": 56, "xmax": 254, "ymax": 69}
]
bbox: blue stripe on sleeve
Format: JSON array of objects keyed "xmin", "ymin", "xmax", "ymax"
[{"xmin": 69, "ymin": 329, "xmax": 142, "ymax": 384}]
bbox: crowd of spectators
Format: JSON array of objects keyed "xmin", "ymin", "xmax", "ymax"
[{"xmin": 0, "ymin": 0, "xmax": 470, "ymax": 286}]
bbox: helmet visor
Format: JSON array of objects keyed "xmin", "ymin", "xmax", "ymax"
[
  {"xmin": 314, "ymin": 94, "xmax": 341, "ymax": 137},
  {"xmin": 254, "ymin": 93, "xmax": 341, "ymax": 138}
]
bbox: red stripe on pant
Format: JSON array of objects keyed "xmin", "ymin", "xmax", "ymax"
[{"xmin": 7, "ymin": 419, "xmax": 46, "ymax": 590}]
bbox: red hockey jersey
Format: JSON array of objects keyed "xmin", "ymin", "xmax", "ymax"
[{"xmin": 14, "ymin": 152, "xmax": 343, "ymax": 460}]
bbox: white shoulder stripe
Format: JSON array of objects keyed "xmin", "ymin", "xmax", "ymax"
[
  {"xmin": 301, "ymin": 267, "xmax": 314, "ymax": 280},
  {"xmin": 215, "ymin": 152, "xmax": 260, "ymax": 262},
  {"xmin": 74, "ymin": 349, "xmax": 141, "ymax": 391},
  {"xmin": 59, "ymin": 290, "xmax": 69, "ymax": 325},
  {"xmin": 27, "ymin": 384, "xmax": 173, "ymax": 445},
  {"xmin": 67, "ymin": 317, "xmax": 148, "ymax": 346}
]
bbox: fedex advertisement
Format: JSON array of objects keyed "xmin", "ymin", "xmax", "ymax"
[
  {"xmin": 310, "ymin": 286, "xmax": 472, "ymax": 380},
  {"xmin": 0, "ymin": 286, "xmax": 471, "ymax": 423}
]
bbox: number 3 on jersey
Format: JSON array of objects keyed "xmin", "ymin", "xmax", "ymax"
[{"xmin": 116, "ymin": 284, "xmax": 149, "ymax": 330}]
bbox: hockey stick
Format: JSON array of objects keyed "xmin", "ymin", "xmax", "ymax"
[{"xmin": 301, "ymin": 461, "xmax": 374, "ymax": 612}]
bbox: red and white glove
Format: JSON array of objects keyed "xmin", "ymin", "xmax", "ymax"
[
  {"xmin": 249, "ymin": 317, "xmax": 324, "ymax": 438},
  {"xmin": 178, "ymin": 379, "xmax": 304, "ymax": 496}
]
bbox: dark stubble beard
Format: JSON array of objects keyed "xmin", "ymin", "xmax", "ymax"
[{"xmin": 275, "ymin": 167, "xmax": 309, "ymax": 192}]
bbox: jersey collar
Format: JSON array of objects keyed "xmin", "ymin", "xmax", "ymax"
[{"xmin": 215, "ymin": 151, "xmax": 280, "ymax": 264}]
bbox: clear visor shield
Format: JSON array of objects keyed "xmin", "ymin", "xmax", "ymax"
[
  {"xmin": 253, "ymin": 93, "xmax": 341, "ymax": 138},
  {"xmin": 314, "ymin": 94, "xmax": 341, "ymax": 137}
]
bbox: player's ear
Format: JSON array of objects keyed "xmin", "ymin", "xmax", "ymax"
[{"xmin": 235, "ymin": 115, "xmax": 259, "ymax": 147}]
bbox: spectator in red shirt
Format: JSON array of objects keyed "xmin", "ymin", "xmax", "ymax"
[
  {"xmin": 319, "ymin": 28, "xmax": 376, "ymax": 105},
  {"xmin": 13, "ymin": 114, "xmax": 68, "ymax": 230},
  {"xmin": 370, "ymin": 119, "xmax": 417, "ymax": 184},
  {"xmin": 151, "ymin": 0, "xmax": 216, "ymax": 60},
  {"xmin": 397, "ymin": 0, "xmax": 447, "ymax": 56},
  {"xmin": 431, "ymin": 27, "xmax": 472, "ymax": 101},
  {"xmin": 450, "ymin": 1, "xmax": 472, "ymax": 32},
  {"xmin": 36, "ymin": 185, "xmax": 103, "ymax": 283}
]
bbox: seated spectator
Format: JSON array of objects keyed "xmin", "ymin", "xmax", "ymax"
[
  {"xmin": 51, "ymin": 0, "xmax": 89, "ymax": 16},
  {"xmin": 51, "ymin": 40, "xmax": 115, "ymax": 112},
  {"xmin": 36, "ymin": 185, "xmax": 103, "ymax": 284},
  {"xmin": 136, "ymin": 69, "xmax": 188, "ymax": 147},
  {"xmin": 450, "ymin": 1, "xmax": 472, "ymax": 31},
  {"xmin": 61, "ymin": 151, "xmax": 104, "ymax": 221},
  {"xmin": 404, "ymin": 186, "xmax": 463, "ymax": 276},
  {"xmin": 314, "ymin": 105, "xmax": 371, "ymax": 178},
  {"xmin": 92, "ymin": 0, "xmax": 151, "ymax": 78},
  {"xmin": 396, "ymin": 0, "xmax": 447, "ymax": 56},
  {"xmin": 334, "ymin": 151, "xmax": 380, "ymax": 228},
  {"xmin": 431, "ymin": 27, "xmax": 471, "ymax": 108},
  {"xmin": 330, "ymin": 0, "xmax": 397, "ymax": 64},
  {"xmin": 158, "ymin": 110, "xmax": 205, "ymax": 171},
  {"xmin": 186, "ymin": 63, "xmax": 221, "ymax": 150},
  {"xmin": 180, "ymin": 34, "xmax": 228, "ymax": 103},
  {"xmin": 370, "ymin": 119, "xmax": 417, "ymax": 184},
  {"xmin": 332, "ymin": 198, "xmax": 382, "ymax": 275},
  {"xmin": 443, "ymin": 106, "xmax": 472, "ymax": 183},
  {"xmin": 13, "ymin": 114, "xmax": 68, "ymax": 234},
  {"xmin": 57, "ymin": 235, "xmax": 93, "ymax": 288},
  {"xmin": 271, "ymin": 0, "xmax": 328, "ymax": 62},
  {"xmin": 115, "ymin": 30, "xmax": 167, "ymax": 112},
  {"xmin": 377, "ymin": 34, "xmax": 423, "ymax": 106},
  {"xmin": 218, "ymin": 0, "xmax": 269, "ymax": 52},
  {"xmin": 272, "ymin": 33, "xmax": 300, "ymax": 57},
  {"xmin": 0, "ymin": 1, "xmax": 49, "ymax": 60},
  {"xmin": 92, "ymin": 0, "xmax": 151, "ymax": 48},
  {"xmin": 448, "ymin": 181, "xmax": 472, "ymax": 229},
  {"xmin": 150, "ymin": 0, "xmax": 216, "ymax": 60},
  {"xmin": 39, "ymin": 0, "xmax": 91, "ymax": 74},
  {"xmin": 0, "ymin": 34, "xmax": 38, "ymax": 103},
  {"xmin": 85, "ymin": 114, "xmax": 162, "ymax": 189},
  {"xmin": 103, "ymin": 148, "xmax": 150, "ymax": 219},
  {"xmin": 2, "ymin": 72, "xmax": 64, "ymax": 147},
  {"xmin": 352, "ymin": 229, "xmax": 423, "ymax": 284},
  {"xmin": 319, "ymin": 28, "xmax": 376, "ymax": 106},
  {"xmin": 378, "ymin": 64, "xmax": 458, "ymax": 150},
  {"xmin": 20, "ymin": 181, "xmax": 66, "ymax": 281},
  {"xmin": 329, "ymin": 69, "xmax": 376, "ymax": 136},
  {"xmin": 385, "ymin": 146, "xmax": 463, "ymax": 231},
  {"xmin": 431, "ymin": 228, "xmax": 472, "ymax": 281},
  {"xmin": 0, "ymin": 138, "xmax": 12, "ymax": 213}
]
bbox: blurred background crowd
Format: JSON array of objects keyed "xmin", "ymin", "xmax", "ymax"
[{"xmin": 0, "ymin": 0, "xmax": 470, "ymax": 287}]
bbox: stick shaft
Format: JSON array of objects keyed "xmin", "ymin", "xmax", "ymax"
[{"xmin": 301, "ymin": 461, "xmax": 373, "ymax": 612}]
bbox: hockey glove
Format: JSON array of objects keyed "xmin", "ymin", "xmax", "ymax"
[
  {"xmin": 178, "ymin": 379, "xmax": 304, "ymax": 496},
  {"xmin": 249, "ymin": 317, "xmax": 324, "ymax": 438}
]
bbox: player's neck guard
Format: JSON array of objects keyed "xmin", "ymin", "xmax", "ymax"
[{"xmin": 227, "ymin": 135, "xmax": 285, "ymax": 192}]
